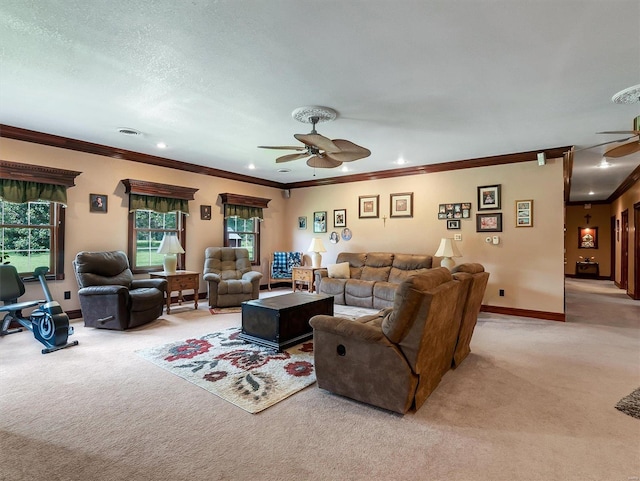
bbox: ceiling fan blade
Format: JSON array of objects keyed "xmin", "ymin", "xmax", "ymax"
[
  {"xmin": 326, "ymin": 139, "xmax": 371, "ymax": 161},
  {"xmin": 596, "ymin": 130, "xmax": 640, "ymax": 135},
  {"xmin": 574, "ymin": 136, "xmax": 637, "ymax": 153},
  {"xmin": 604, "ymin": 140, "xmax": 640, "ymax": 158},
  {"xmin": 294, "ymin": 133, "xmax": 339, "ymax": 153},
  {"xmin": 306, "ymin": 155, "xmax": 342, "ymax": 169},
  {"xmin": 276, "ymin": 152, "xmax": 309, "ymax": 163},
  {"xmin": 258, "ymin": 145, "xmax": 306, "ymax": 151}
]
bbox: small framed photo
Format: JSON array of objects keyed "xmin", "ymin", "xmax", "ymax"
[
  {"xmin": 334, "ymin": 209, "xmax": 347, "ymax": 227},
  {"xmin": 358, "ymin": 195, "xmax": 379, "ymax": 218},
  {"xmin": 578, "ymin": 226, "xmax": 598, "ymax": 249},
  {"xmin": 89, "ymin": 194, "xmax": 108, "ymax": 213},
  {"xmin": 313, "ymin": 211, "xmax": 327, "ymax": 233},
  {"xmin": 200, "ymin": 205, "xmax": 211, "ymax": 220},
  {"xmin": 476, "ymin": 213, "xmax": 503, "ymax": 232},
  {"xmin": 298, "ymin": 216, "xmax": 307, "ymax": 229},
  {"xmin": 329, "ymin": 231, "xmax": 340, "ymax": 244},
  {"xmin": 477, "ymin": 184, "xmax": 501, "ymax": 210},
  {"xmin": 390, "ymin": 192, "xmax": 413, "ymax": 218},
  {"xmin": 447, "ymin": 219, "xmax": 461, "ymax": 230},
  {"xmin": 515, "ymin": 200, "xmax": 533, "ymax": 227}
]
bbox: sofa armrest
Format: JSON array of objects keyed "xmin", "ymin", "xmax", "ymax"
[
  {"xmin": 203, "ymin": 272, "xmax": 221, "ymax": 283},
  {"xmin": 309, "ymin": 315, "xmax": 389, "ymax": 345},
  {"xmin": 78, "ymin": 285, "xmax": 129, "ymax": 296},
  {"xmin": 242, "ymin": 271, "xmax": 263, "ymax": 283}
]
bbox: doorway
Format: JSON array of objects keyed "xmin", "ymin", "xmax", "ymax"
[{"xmin": 621, "ymin": 209, "xmax": 629, "ymax": 292}]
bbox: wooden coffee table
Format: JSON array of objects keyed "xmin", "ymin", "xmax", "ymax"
[{"xmin": 240, "ymin": 292, "xmax": 333, "ymax": 351}]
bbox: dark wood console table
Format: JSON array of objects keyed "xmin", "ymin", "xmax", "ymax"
[{"xmin": 575, "ymin": 261, "xmax": 599, "ymax": 279}]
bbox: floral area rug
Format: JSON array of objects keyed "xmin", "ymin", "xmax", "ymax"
[
  {"xmin": 209, "ymin": 306, "xmax": 242, "ymax": 314},
  {"xmin": 137, "ymin": 327, "xmax": 315, "ymax": 413}
]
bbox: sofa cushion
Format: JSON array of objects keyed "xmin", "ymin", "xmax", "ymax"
[
  {"xmin": 336, "ymin": 252, "xmax": 366, "ymax": 279},
  {"xmin": 373, "ymin": 281, "xmax": 397, "ymax": 309},
  {"xmin": 345, "ymin": 279, "xmax": 375, "ymax": 308},
  {"xmin": 328, "ymin": 262, "xmax": 351, "ymax": 279},
  {"xmin": 388, "ymin": 254, "xmax": 433, "ymax": 284},
  {"xmin": 361, "ymin": 252, "xmax": 393, "ymax": 281},
  {"xmin": 320, "ymin": 278, "xmax": 347, "ymax": 304},
  {"xmin": 382, "ymin": 268, "xmax": 453, "ymax": 344}
]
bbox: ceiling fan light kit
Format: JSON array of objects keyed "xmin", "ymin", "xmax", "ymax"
[
  {"xmin": 259, "ymin": 106, "xmax": 371, "ymax": 170},
  {"xmin": 611, "ymin": 84, "xmax": 640, "ymax": 104}
]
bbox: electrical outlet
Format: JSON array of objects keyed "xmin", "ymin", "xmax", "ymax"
[
  {"xmin": 499, "ymin": 289, "xmax": 505, "ymax": 297},
  {"xmin": 64, "ymin": 291, "xmax": 71, "ymax": 300}
]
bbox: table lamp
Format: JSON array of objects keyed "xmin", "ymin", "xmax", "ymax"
[
  {"xmin": 434, "ymin": 237, "xmax": 461, "ymax": 271},
  {"xmin": 157, "ymin": 234, "xmax": 184, "ymax": 273},
  {"xmin": 308, "ymin": 237, "xmax": 327, "ymax": 268}
]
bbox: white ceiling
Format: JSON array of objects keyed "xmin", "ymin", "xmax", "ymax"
[{"xmin": 1, "ymin": 1, "xmax": 638, "ymax": 201}]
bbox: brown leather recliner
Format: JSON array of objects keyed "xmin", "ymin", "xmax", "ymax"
[
  {"xmin": 203, "ymin": 247, "xmax": 262, "ymax": 308},
  {"xmin": 73, "ymin": 251, "xmax": 167, "ymax": 330},
  {"xmin": 309, "ymin": 267, "xmax": 462, "ymax": 414},
  {"xmin": 451, "ymin": 263, "xmax": 490, "ymax": 367}
]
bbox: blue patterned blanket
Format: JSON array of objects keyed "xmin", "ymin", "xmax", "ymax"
[{"xmin": 271, "ymin": 251, "xmax": 303, "ymax": 278}]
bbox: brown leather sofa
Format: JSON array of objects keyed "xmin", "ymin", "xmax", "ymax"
[
  {"xmin": 309, "ymin": 267, "xmax": 463, "ymax": 414},
  {"xmin": 314, "ymin": 252, "xmax": 433, "ymax": 309},
  {"xmin": 451, "ymin": 263, "xmax": 490, "ymax": 367},
  {"xmin": 73, "ymin": 250, "xmax": 167, "ymax": 330},
  {"xmin": 203, "ymin": 247, "xmax": 262, "ymax": 307}
]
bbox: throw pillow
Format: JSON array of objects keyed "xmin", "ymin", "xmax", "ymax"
[{"xmin": 327, "ymin": 262, "xmax": 350, "ymax": 279}]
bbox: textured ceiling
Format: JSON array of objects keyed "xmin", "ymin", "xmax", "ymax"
[{"xmin": 0, "ymin": 1, "xmax": 638, "ymax": 201}]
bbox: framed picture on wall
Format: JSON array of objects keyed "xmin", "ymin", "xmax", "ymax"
[
  {"xmin": 89, "ymin": 194, "xmax": 108, "ymax": 213},
  {"xmin": 298, "ymin": 216, "xmax": 307, "ymax": 229},
  {"xmin": 578, "ymin": 226, "xmax": 598, "ymax": 249},
  {"xmin": 477, "ymin": 184, "xmax": 501, "ymax": 210},
  {"xmin": 333, "ymin": 209, "xmax": 347, "ymax": 227},
  {"xmin": 390, "ymin": 192, "xmax": 413, "ymax": 218},
  {"xmin": 313, "ymin": 211, "xmax": 327, "ymax": 233},
  {"xmin": 515, "ymin": 200, "xmax": 533, "ymax": 227},
  {"xmin": 200, "ymin": 205, "xmax": 212, "ymax": 220},
  {"xmin": 358, "ymin": 195, "xmax": 379, "ymax": 218},
  {"xmin": 476, "ymin": 213, "xmax": 502, "ymax": 232},
  {"xmin": 447, "ymin": 219, "xmax": 461, "ymax": 230}
]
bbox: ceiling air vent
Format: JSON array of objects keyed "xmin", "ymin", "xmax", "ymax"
[{"xmin": 117, "ymin": 128, "xmax": 142, "ymax": 136}]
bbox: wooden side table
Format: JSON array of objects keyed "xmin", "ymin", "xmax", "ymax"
[
  {"xmin": 292, "ymin": 266, "xmax": 322, "ymax": 293},
  {"xmin": 150, "ymin": 270, "xmax": 200, "ymax": 314}
]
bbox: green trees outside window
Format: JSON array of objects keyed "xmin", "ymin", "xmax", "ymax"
[
  {"xmin": 225, "ymin": 216, "xmax": 259, "ymax": 264},
  {"xmin": 0, "ymin": 200, "xmax": 61, "ymax": 276},
  {"xmin": 132, "ymin": 210, "xmax": 183, "ymax": 271}
]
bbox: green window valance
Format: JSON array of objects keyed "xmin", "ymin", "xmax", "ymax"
[
  {"xmin": 224, "ymin": 204, "xmax": 263, "ymax": 220},
  {"xmin": 129, "ymin": 194, "xmax": 190, "ymax": 215},
  {"xmin": 0, "ymin": 179, "xmax": 67, "ymax": 204}
]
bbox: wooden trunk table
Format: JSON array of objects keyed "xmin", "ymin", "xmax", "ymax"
[{"xmin": 240, "ymin": 292, "xmax": 333, "ymax": 351}]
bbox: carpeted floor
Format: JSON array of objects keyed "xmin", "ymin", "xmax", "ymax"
[{"xmin": 1, "ymin": 280, "xmax": 639, "ymax": 481}]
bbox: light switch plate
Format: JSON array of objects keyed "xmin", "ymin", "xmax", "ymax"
[{"xmin": 454, "ymin": 234, "xmax": 462, "ymax": 241}]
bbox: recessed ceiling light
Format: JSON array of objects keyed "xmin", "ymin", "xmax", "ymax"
[
  {"xmin": 396, "ymin": 158, "xmax": 406, "ymax": 165},
  {"xmin": 156, "ymin": 142, "xmax": 167, "ymax": 149},
  {"xmin": 598, "ymin": 158, "xmax": 611, "ymax": 168},
  {"xmin": 277, "ymin": 168, "xmax": 291, "ymax": 173},
  {"xmin": 341, "ymin": 166, "xmax": 349, "ymax": 172},
  {"xmin": 117, "ymin": 127, "xmax": 142, "ymax": 136},
  {"xmin": 588, "ymin": 191, "xmax": 595, "ymax": 195},
  {"xmin": 248, "ymin": 164, "xmax": 255, "ymax": 170}
]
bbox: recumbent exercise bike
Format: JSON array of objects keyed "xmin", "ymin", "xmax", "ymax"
[{"xmin": 0, "ymin": 265, "xmax": 78, "ymax": 354}]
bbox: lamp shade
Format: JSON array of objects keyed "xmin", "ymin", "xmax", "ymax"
[
  {"xmin": 157, "ymin": 234, "xmax": 185, "ymax": 255},
  {"xmin": 434, "ymin": 238, "xmax": 461, "ymax": 271},
  {"xmin": 308, "ymin": 237, "xmax": 327, "ymax": 268},
  {"xmin": 307, "ymin": 238, "xmax": 327, "ymax": 254}
]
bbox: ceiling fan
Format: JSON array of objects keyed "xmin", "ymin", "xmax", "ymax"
[
  {"xmin": 576, "ymin": 116, "xmax": 640, "ymax": 157},
  {"xmin": 258, "ymin": 106, "xmax": 371, "ymax": 169}
]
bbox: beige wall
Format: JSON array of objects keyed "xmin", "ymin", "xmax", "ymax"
[
  {"xmin": 288, "ymin": 160, "xmax": 566, "ymax": 314},
  {"xmin": 565, "ymin": 204, "xmax": 612, "ymax": 277},
  {"xmin": 2, "ymin": 137, "xmax": 567, "ymax": 316},
  {"xmin": 611, "ymin": 179, "xmax": 640, "ymax": 297},
  {"xmin": 1, "ymin": 138, "xmax": 287, "ymax": 309}
]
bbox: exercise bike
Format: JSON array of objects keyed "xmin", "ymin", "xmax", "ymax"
[{"xmin": 0, "ymin": 265, "xmax": 78, "ymax": 354}]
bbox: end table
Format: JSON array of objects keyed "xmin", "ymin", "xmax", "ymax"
[
  {"xmin": 150, "ymin": 270, "xmax": 200, "ymax": 314},
  {"xmin": 292, "ymin": 266, "xmax": 322, "ymax": 293}
]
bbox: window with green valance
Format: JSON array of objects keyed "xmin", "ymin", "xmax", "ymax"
[
  {"xmin": 224, "ymin": 203, "xmax": 263, "ymax": 220},
  {"xmin": 0, "ymin": 179, "xmax": 68, "ymax": 205},
  {"xmin": 129, "ymin": 193, "xmax": 190, "ymax": 215}
]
